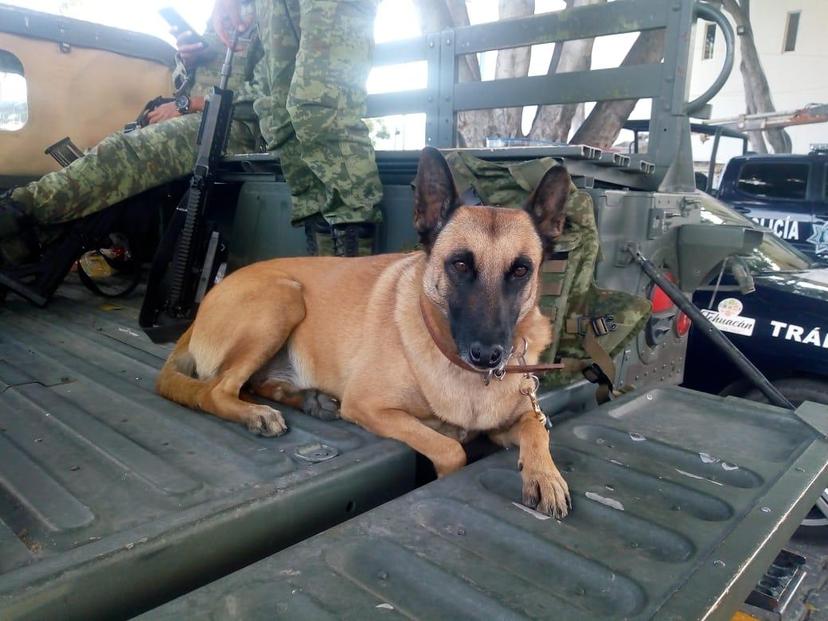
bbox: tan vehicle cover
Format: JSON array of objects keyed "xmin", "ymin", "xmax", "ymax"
[{"xmin": 0, "ymin": 15, "xmax": 173, "ymax": 179}]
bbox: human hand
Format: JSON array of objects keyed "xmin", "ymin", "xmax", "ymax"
[
  {"xmin": 173, "ymin": 28, "xmax": 209, "ymax": 66},
  {"xmin": 147, "ymin": 102, "xmax": 181, "ymax": 125},
  {"xmin": 211, "ymin": 0, "xmax": 252, "ymax": 49},
  {"xmin": 188, "ymin": 96, "xmax": 206, "ymax": 113}
]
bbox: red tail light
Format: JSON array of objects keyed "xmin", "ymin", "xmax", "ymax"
[
  {"xmin": 649, "ymin": 273, "xmax": 676, "ymax": 314},
  {"xmin": 675, "ymin": 312, "xmax": 691, "ymax": 336}
]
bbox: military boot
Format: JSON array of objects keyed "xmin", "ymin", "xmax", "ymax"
[
  {"xmin": 0, "ymin": 191, "xmax": 38, "ymax": 266},
  {"xmin": 303, "ymin": 214, "xmax": 336, "ymax": 256},
  {"xmin": 332, "ymin": 223, "xmax": 376, "ymax": 257},
  {"xmin": 0, "ymin": 190, "xmax": 27, "ymax": 239}
]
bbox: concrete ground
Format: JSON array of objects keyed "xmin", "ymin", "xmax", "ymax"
[{"xmin": 782, "ymin": 529, "xmax": 828, "ymax": 620}]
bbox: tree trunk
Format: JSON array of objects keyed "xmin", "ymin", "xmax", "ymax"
[
  {"xmin": 490, "ymin": 0, "xmax": 535, "ymax": 139},
  {"xmin": 570, "ymin": 29, "xmax": 665, "ymax": 149},
  {"xmin": 721, "ymin": 0, "xmax": 791, "ymax": 153},
  {"xmin": 528, "ymin": 0, "xmax": 605, "ymax": 142},
  {"xmin": 415, "ymin": 0, "xmax": 488, "ymax": 146},
  {"xmin": 413, "ymin": 0, "xmax": 534, "ymax": 146}
]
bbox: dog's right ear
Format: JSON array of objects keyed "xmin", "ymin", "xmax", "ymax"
[
  {"xmin": 524, "ymin": 165, "xmax": 571, "ymax": 257},
  {"xmin": 413, "ymin": 147, "xmax": 459, "ymax": 251}
]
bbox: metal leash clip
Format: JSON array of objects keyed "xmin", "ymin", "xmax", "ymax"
[
  {"xmin": 483, "ymin": 344, "xmax": 515, "ymax": 385},
  {"xmin": 516, "ymin": 338, "xmax": 549, "ymax": 429},
  {"xmin": 520, "ymin": 373, "xmax": 547, "ymax": 428}
]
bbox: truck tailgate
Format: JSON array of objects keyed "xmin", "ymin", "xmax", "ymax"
[
  {"xmin": 141, "ymin": 387, "xmax": 828, "ymax": 620},
  {"xmin": 0, "ymin": 287, "xmax": 416, "ymax": 620}
]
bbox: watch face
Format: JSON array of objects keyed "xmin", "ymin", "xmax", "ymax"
[{"xmin": 175, "ymin": 95, "xmax": 189, "ymax": 113}]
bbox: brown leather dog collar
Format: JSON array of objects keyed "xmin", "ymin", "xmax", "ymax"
[{"xmin": 418, "ymin": 294, "xmax": 564, "ymax": 377}]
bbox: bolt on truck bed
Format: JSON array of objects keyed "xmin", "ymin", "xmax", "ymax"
[{"xmin": 0, "ymin": 283, "xmax": 827, "ymax": 620}]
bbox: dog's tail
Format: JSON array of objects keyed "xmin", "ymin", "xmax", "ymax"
[{"xmin": 156, "ymin": 326, "xmax": 212, "ymax": 409}]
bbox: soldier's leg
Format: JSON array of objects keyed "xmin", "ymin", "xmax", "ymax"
[
  {"xmin": 287, "ymin": 0, "xmax": 383, "ymax": 256},
  {"xmin": 253, "ymin": 0, "xmax": 333, "ymax": 255},
  {"xmin": 9, "ymin": 114, "xmax": 254, "ymax": 227}
]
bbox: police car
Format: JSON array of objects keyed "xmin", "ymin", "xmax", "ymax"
[
  {"xmin": 715, "ymin": 146, "xmax": 828, "ymax": 260},
  {"xmin": 683, "ymin": 194, "xmax": 828, "ymax": 528}
]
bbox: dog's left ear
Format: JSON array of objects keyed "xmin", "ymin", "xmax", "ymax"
[
  {"xmin": 524, "ymin": 165, "xmax": 571, "ymax": 256},
  {"xmin": 413, "ymin": 147, "xmax": 459, "ymax": 251}
]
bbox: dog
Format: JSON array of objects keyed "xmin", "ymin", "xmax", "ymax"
[{"xmin": 157, "ymin": 147, "xmax": 571, "ymax": 517}]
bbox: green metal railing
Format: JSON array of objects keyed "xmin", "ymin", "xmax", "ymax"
[{"xmin": 365, "ymin": 0, "xmax": 736, "ymax": 192}]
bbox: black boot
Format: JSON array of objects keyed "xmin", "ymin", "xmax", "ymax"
[
  {"xmin": 303, "ymin": 214, "xmax": 336, "ymax": 256},
  {"xmin": 0, "ymin": 191, "xmax": 28, "ymax": 238},
  {"xmin": 0, "ymin": 191, "xmax": 39, "ymax": 266},
  {"xmin": 332, "ymin": 223, "xmax": 376, "ymax": 257}
]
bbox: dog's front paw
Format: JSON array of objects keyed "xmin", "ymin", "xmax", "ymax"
[
  {"xmin": 520, "ymin": 461, "xmax": 571, "ymax": 518},
  {"xmin": 302, "ymin": 389, "xmax": 341, "ymax": 421},
  {"xmin": 245, "ymin": 405, "xmax": 288, "ymax": 437},
  {"xmin": 434, "ymin": 444, "xmax": 467, "ymax": 478}
]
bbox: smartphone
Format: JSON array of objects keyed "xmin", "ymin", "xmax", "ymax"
[{"xmin": 159, "ymin": 7, "xmax": 207, "ymax": 46}]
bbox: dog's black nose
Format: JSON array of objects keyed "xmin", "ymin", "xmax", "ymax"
[{"xmin": 470, "ymin": 343, "xmax": 504, "ymax": 368}]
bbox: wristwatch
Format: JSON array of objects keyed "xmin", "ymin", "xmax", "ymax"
[{"xmin": 175, "ymin": 94, "xmax": 191, "ymax": 115}]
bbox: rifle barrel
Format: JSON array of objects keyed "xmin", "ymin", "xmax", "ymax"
[
  {"xmin": 219, "ymin": 32, "xmax": 239, "ymax": 91},
  {"xmin": 628, "ymin": 244, "xmax": 795, "ymax": 410}
]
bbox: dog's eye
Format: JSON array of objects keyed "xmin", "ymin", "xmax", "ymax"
[
  {"xmin": 512, "ymin": 265, "xmax": 529, "ymax": 278},
  {"xmin": 453, "ymin": 260, "xmax": 469, "ymax": 273}
]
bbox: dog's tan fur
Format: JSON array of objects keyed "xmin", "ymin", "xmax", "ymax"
[{"xmin": 157, "ymin": 148, "xmax": 571, "ymax": 516}]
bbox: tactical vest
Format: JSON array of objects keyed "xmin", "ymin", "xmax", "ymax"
[{"xmin": 444, "ymin": 151, "xmax": 652, "ymax": 392}]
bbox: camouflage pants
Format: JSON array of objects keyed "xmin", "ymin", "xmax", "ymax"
[
  {"xmin": 253, "ymin": 0, "xmax": 383, "ymax": 225},
  {"xmin": 11, "ymin": 113, "xmax": 255, "ymax": 225}
]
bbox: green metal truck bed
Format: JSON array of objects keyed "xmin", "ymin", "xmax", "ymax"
[
  {"xmin": 0, "ymin": 285, "xmax": 416, "ymax": 620},
  {"xmin": 142, "ymin": 387, "xmax": 828, "ymax": 621}
]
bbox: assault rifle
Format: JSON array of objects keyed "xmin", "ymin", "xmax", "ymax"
[{"xmin": 139, "ymin": 35, "xmax": 239, "ymax": 343}]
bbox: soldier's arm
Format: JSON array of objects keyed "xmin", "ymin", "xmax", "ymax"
[{"xmin": 233, "ymin": 39, "xmax": 266, "ymax": 105}]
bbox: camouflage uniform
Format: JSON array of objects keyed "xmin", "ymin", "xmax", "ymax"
[
  {"xmin": 252, "ymin": 0, "xmax": 383, "ymax": 226},
  {"xmin": 9, "ymin": 117, "xmax": 255, "ymax": 225},
  {"xmin": 8, "ymin": 23, "xmax": 261, "ymax": 227}
]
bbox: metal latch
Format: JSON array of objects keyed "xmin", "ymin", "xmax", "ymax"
[{"xmin": 574, "ymin": 314, "xmax": 617, "ymax": 337}]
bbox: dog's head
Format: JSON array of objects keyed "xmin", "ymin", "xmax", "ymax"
[{"xmin": 414, "ymin": 147, "xmax": 571, "ymax": 370}]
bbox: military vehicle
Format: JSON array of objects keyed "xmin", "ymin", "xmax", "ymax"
[{"xmin": 1, "ymin": 1, "xmax": 827, "ymax": 619}]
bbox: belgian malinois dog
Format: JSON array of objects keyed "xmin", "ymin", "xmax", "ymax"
[{"xmin": 157, "ymin": 147, "xmax": 571, "ymax": 517}]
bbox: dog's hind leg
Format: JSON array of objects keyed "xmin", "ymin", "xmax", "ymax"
[
  {"xmin": 249, "ymin": 379, "xmax": 305, "ymax": 410},
  {"xmin": 190, "ymin": 275, "xmax": 306, "ymax": 437},
  {"xmin": 301, "ymin": 390, "xmax": 340, "ymax": 421},
  {"xmin": 250, "ymin": 380, "xmax": 341, "ymax": 421}
]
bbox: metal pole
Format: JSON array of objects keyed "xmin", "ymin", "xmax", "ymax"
[
  {"xmin": 707, "ymin": 127, "xmax": 722, "ymax": 194},
  {"xmin": 627, "ymin": 244, "xmax": 795, "ymax": 410},
  {"xmin": 218, "ymin": 32, "xmax": 238, "ymax": 91}
]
